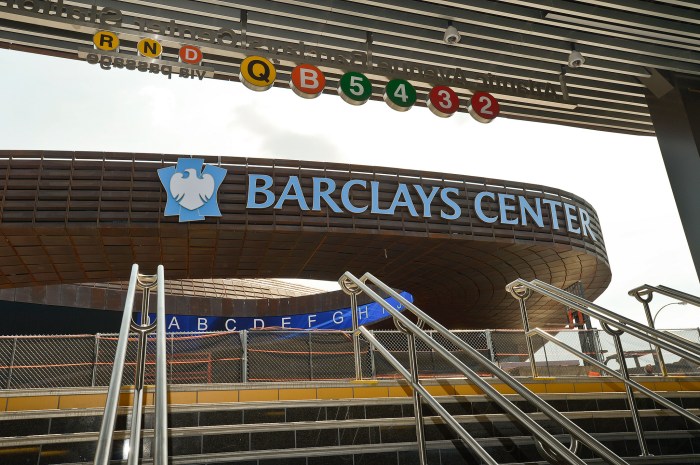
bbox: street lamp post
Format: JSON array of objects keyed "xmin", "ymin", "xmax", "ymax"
[{"xmin": 653, "ymin": 301, "xmax": 688, "ymax": 327}]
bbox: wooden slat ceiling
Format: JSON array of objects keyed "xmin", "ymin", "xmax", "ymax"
[{"xmin": 1, "ymin": 0, "xmax": 697, "ymax": 136}]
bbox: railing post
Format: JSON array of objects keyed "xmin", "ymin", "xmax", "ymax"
[
  {"xmin": 350, "ymin": 293, "xmax": 362, "ymax": 380},
  {"xmin": 632, "ymin": 290, "xmax": 668, "ymax": 377},
  {"xmin": 240, "ymin": 330, "xmax": 248, "ymax": 383},
  {"xmin": 602, "ymin": 322, "xmax": 650, "ymax": 457},
  {"xmin": 406, "ymin": 331, "xmax": 428, "ymax": 465},
  {"xmin": 6, "ymin": 336, "xmax": 17, "ymax": 390},
  {"xmin": 510, "ymin": 287, "xmax": 538, "ymax": 378},
  {"xmin": 154, "ymin": 265, "xmax": 168, "ymax": 465},
  {"xmin": 94, "ymin": 264, "xmax": 140, "ymax": 465}
]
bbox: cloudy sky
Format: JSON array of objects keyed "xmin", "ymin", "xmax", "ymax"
[{"xmin": 1, "ymin": 48, "xmax": 698, "ymax": 329}]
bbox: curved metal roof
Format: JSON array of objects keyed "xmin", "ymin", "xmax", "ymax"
[
  {"xmin": 1, "ymin": 0, "xmax": 696, "ymax": 135},
  {"xmin": 0, "ymin": 151, "xmax": 611, "ymax": 328}
]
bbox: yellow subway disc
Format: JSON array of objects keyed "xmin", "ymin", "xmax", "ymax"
[
  {"xmin": 137, "ymin": 38, "xmax": 162, "ymax": 58},
  {"xmin": 240, "ymin": 56, "xmax": 276, "ymax": 91},
  {"xmin": 93, "ymin": 31, "xmax": 119, "ymax": 52}
]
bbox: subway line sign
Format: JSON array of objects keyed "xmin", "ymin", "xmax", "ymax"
[{"xmin": 87, "ymin": 28, "xmax": 500, "ymax": 123}]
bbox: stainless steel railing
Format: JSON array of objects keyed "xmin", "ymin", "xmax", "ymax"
[
  {"xmin": 629, "ymin": 284, "xmax": 700, "ymax": 376},
  {"xmin": 507, "ymin": 278, "xmax": 700, "ymax": 457},
  {"xmin": 93, "ymin": 264, "xmax": 168, "ymax": 465},
  {"xmin": 341, "ymin": 271, "xmax": 628, "ymax": 465},
  {"xmin": 529, "ymin": 327, "xmax": 700, "ymax": 428},
  {"xmin": 509, "ymin": 279, "xmax": 700, "ymax": 368}
]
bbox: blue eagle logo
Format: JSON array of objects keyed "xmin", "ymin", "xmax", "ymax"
[{"xmin": 158, "ymin": 158, "xmax": 227, "ymax": 222}]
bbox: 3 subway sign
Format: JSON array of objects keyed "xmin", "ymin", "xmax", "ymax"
[{"xmin": 88, "ymin": 31, "xmax": 500, "ymax": 123}]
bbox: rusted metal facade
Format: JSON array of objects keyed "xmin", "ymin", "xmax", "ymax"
[{"xmin": 0, "ymin": 151, "xmax": 610, "ymax": 329}]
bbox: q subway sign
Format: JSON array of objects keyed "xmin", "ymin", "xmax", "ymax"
[
  {"xmin": 86, "ymin": 30, "xmax": 499, "ymax": 123},
  {"xmin": 136, "ymin": 292, "xmax": 413, "ymax": 332}
]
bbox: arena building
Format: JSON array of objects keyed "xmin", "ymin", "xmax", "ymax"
[
  {"xmin": 1, "ymin": 2, "xmax": 700, "ymax": 465},
  {"xmin": 0, "ymin": 151, "xmax": 608, "ymax": 332}
]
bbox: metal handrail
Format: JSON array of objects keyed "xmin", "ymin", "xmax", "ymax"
[
  {"xmin": 528, "ymin": 328, "xmax": 700, "ymax": 428},
  {"xmin": 341, "ymin": 271, "xmax": 627, "ymax": 465},
  {"xmin": 629, "ymin": 284, "xmax": 700, "ymax": 307},
  {"xmin": 508, "ymin": 279, "xmax": 700, "ymax": 366},
  {"xmin": 628, "ymin": 284, "xmax": 700, "ymax": 376},
  {"xmin": 358, "ymin": 327, "xmax": 499, "ymax": 465},
  {"xmin": 94, "ymin": 265, "xmax": 168, "ymax": 465}
]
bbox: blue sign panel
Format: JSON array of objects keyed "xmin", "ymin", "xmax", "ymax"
[{"xmin": 137, "ymin": 291, "xmax": 413, "ymax": 332}]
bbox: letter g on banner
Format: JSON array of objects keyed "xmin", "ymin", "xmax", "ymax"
[{"xmin": 240, "ymin": 56, "xmax": 276, "ymax": 91}]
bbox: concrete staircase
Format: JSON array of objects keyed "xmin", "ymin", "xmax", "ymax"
[{"xmin": 1, "ymin": 378, "xmax": 699, "ymax": 464}]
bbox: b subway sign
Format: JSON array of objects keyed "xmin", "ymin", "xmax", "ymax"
[{"xmin": 159, "ymin": 158, "xmax": 598, "ymax": 242}]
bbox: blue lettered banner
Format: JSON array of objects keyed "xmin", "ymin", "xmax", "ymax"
[{"xmin": 136, "ymin": 291, "xmax": 413, "ymax": 332}]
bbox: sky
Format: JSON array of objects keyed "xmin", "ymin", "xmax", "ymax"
[{"xmin": 1, "ymin": 48, "xmax": 699, "ymax": 330}]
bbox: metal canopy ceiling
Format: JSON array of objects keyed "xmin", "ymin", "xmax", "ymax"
[{"xmin": 0, "ymin": 0, "xmax": 698, "ymax": 136}]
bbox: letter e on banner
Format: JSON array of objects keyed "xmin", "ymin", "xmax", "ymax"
[
  {"xmin": 93, "ymin": 31, "xmax": 119, "ymax": 51},
  {"xmin": 468, "ymin": 91, "xmax": 500, "ymax": 123},
  {"xmin": 179, "ymin": 45, "xmax": 203, "ymax": 65},
  {"xmin": 291, "ymin": 64, "xmax": 325, "ymax": 99},
  {"xmin": 137, "ymin": 38, "xmax": 162, "ymax": 58}
]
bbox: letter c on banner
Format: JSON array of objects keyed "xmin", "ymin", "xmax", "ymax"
[
  {"xmin": 240, "ymin": 56, "xmax": 276, "ymax": 91},
  {"xmin": 225, "ymin": 318, "xmax": 237, "ymax": 331}
]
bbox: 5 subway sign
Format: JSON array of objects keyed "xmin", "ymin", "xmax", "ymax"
[{"xmin": 88, "ymin": 30, "xmax": 499, "ymax": 123}]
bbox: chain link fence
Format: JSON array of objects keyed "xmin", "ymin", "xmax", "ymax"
[{"xmin": 0, "ymin": 327, "xmax": 698, "ymax": 390}]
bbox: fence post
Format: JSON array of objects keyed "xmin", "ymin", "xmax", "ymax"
[
  {"xmin": 307, "ymin": 332, "xmax": 315, "ymax": 381},
  {"xmin": 169, "ymin": 335, "xmax": 174, "ymax": 384},
  {"xmin": 91, "ymin": 333, "xmax": 100, "ymax": 387},
  {"xmin": 6, "ymin": 336, "xmax": 17, "ymax": 390},
  {"xmin": 240, "ymin": 330, "xmax": 248, "ymax": 383},
  {"xmin": 370, "ymin": 330, "xmax": 377, "ymax": 380},
  {"xmin": 485, "ymin": 329, "xmax": 496, "ymax": 363}
]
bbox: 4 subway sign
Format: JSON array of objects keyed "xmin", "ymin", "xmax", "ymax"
[{"xmin": 86, "ymin": 30, "xmax": 499, "ymax": 123}]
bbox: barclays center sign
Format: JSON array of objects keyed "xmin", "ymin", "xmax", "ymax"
[{"xmin": 159, "ymin": 158, "xmax": 599, "ymax": 241}]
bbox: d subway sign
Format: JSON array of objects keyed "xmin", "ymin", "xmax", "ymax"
[{"xmin": 159, "ymin": 159, "xmax": 598, "ymax": 242}]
